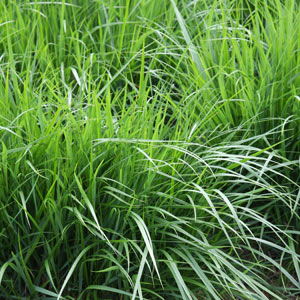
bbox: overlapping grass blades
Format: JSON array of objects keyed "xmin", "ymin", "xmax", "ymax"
[{"xmin": 0, "ymin": 0, "xmax": 300, "ymax": 299}]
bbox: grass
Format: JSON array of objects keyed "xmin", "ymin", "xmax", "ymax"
[{"xmin": 0, "ymin": 0, "xmax": 300, "ymax": 299}]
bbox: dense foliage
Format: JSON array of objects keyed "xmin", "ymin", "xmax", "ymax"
[{"xmin": 0, "ymin": 0, "xmax": 300, "ymax": 299}]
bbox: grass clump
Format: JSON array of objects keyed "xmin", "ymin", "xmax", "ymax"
[{"xmin": 0, "ymin": 0, "xmax": 300, "ymax": 299}]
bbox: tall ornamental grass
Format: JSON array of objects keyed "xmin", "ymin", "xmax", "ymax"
[{"xmin": 0, "ymin": 0, "xmax": 300, "ymax": 299}]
